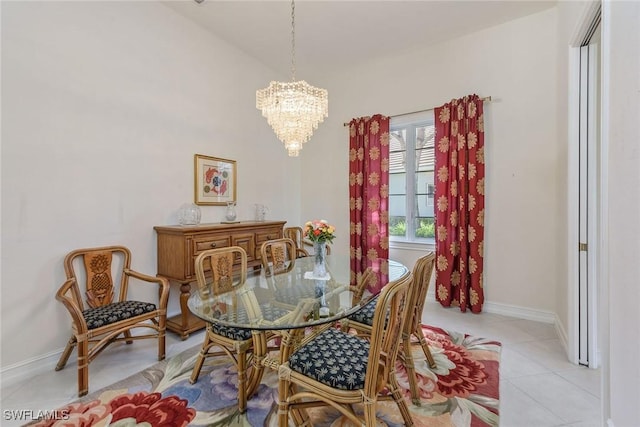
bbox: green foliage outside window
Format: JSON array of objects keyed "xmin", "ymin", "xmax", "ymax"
[
  {"xmin": 389, "ymin": 217, "xmax": 435, "ymax": 238},
  {"xmin": 389, "ymin": 217, "xmax": 406, "ymax": 236},
  {"xmin": 415, "ymin": 218, "xmax": 435, "ymax": 238}
]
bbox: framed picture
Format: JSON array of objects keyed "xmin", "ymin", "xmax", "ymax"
[{"xmin": 194, "ymin": 154, "xmax": 237, "ymax": 205}]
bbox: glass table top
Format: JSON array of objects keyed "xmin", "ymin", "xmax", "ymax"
[{"xmin": 188, "ymin": 256, "xmax": 409, "ymax": 331}]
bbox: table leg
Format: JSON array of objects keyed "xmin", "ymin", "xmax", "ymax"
[{"xmin": 246, "ymin": 331, "xmax": 268, "ymax": 399}]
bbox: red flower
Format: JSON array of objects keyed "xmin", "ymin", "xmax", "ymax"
[
  {"xmin": 31, "ymin": 400, "xmax": 110, "ymax": 427},
  {"xmin": 109, "ymin": 392, "xmax": 195, "ymax": 427},
  {"xmin": 431, "ymin": 335, "xmax": 487, "ymax": 398}
]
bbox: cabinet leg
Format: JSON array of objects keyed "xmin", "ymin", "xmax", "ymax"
[{"xmin": 165, "ymin": 280, "xmax": 205, "ymax": 339}]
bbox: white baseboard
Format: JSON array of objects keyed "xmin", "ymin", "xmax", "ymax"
[
  {"xmin": 554, "ymin": 312, "xmax": 570, "ymax": 358},
  {"xmin": 1, "ymin": 347, "xmax": 66, "ymax": 388},
  {"xmin": 482, "ymin": 300, "xmax": 557, "ymax": 324},
  {"xmin": 426, "ymin": 290, "xmax": 557, "ymax": 323}
]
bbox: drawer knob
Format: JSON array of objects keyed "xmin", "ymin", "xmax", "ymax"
[
  {"xmin": 210, "ymin": 242, "xmax": 217, "ymax": 248},
  {"xmin": 267, "ymin": 236, "xmax": 272, "ymax": 240}
]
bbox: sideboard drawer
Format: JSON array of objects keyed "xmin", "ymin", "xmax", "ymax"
[
  {"xmin": 193, "ymin": 235, "xmax": 231, "ymax": 254},
  {"xmin": 255, "ymin": 227, "xmax": 284, "ymax": 259}
]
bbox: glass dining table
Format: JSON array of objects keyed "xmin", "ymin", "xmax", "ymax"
[{"xmin": 187, "ymin": 255, "xmax": 410, "ymax": 421}]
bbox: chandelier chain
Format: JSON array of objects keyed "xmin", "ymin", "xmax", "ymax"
[
  {"xmin": 256, "ymin": 0, "xmax": 328, "ymax": 156},
  {"xmin": 290, "ymin": 0, "xmax": 296, "ymax": 81}
]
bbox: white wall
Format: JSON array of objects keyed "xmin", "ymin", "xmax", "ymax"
[
  {"xmin": 0, "ymin": 1, "xmax": 301, "ymax": 368},
  {"xmin": 301, "ymin": 8, "xmax": 561, "ymax": 315}
]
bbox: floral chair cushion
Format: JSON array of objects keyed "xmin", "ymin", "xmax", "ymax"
[
  {"xmin": 83, "ymin": 301, "xmax": 156, "ymax": 330},
  {"xmin": 288, "ymin": 327, "xmax": 370, "ymax": 390}
]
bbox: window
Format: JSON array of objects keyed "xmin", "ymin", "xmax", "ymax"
[{"xmin": 389, "ymin": 111, "xmax": 435, "ymax": 244}]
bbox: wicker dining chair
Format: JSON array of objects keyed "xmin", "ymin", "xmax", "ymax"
[
  {"xmin": 284, "ymin": 226, "xmax": 333, "ymax": 258},
  {"xmin": 55, "ymin": 245, "xmax": 169, "ymax": 397},
  {"xmin": 260, "ymin": 238, "xmax": 297, "ymax": 276},
  {"xmin": 283, "ymin": 227, "xmax": 310, "ymax": 258},
  {"xmin": 189, "ymin": 246, "xmax": 255, "ymax": 413},
  {"xmin": 341, "ymin": 252, "xmax": 437, "ymax": 404},
  {"xmin": 278, "ymin": 271, "xmax": 415, "ymax": 426}
]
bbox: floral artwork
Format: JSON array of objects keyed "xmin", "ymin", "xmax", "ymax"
[{"xmin": 194, "ymin": 155, "xmax": 236, "ymax": 205}]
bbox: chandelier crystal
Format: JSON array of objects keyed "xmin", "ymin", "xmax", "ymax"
[{"xmin": 256, "ymin": 0, "xmax": 328, "ymax": 157}]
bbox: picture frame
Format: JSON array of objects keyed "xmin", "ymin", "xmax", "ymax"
[{"xmin": 194, "ymin": 154, "xmax": 237, "ymax": 205}]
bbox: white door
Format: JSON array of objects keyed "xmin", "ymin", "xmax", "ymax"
[{"xmin": 576, "ymin": 17, "xmax": 601, "ymax": 368}]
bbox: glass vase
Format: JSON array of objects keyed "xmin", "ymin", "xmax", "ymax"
[
  {"xmin": 225, "ymin": 201, "xmax": 237, "ymax": 221},
  {"xmin": 313, "ymin": 241, "xmax": 327, "ymax": 278},
  {"xmin": 178, "ymin": 203, "xmax": 201, "ymax": 226}
]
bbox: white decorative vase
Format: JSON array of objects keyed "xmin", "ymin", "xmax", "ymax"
[{"xmin": 313, "ymin": 241, "xmax": 327, "ymax": 278}]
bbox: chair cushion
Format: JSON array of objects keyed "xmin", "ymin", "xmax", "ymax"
[
  {"xmin": 211, "ymin": 323, "xmax": 254, "ymax": 341},
  {"xmin": 288, "ymin": 327, "xmax": 370, "ymax": 390},
  {"xmin": 274, "ymin": 287, "xmax": 316, "ymax": 306},
  {"xmin": 83, "ymin": 301, "xmax": 157, "ymax": 330},
  {"xmin": 212, "ymin": 304, "xmax": 289, "ymax": 341},
  {"xmin": 347, "ymin": 295, "xmax": 378, "ymax": 326}
]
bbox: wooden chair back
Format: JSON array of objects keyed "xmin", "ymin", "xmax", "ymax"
[
  {"xmin": 194, "ymin": 246, "xmax": 247, "ymax": 298},
  {"xmin": 260, "ymin": 238, "xmax": 296, "ymax": 276},
  {"xmin": 405, "ymin": 252, "xmax": 436, "ymax": 336},
  {"xmin": 351, "ymin": 267, "xmax": 375, "ymax": 305},
  {"xmin": 364, "ymin": 271, "xmax": 413, "ymax": 395},
  {"xmin": 283, "ymin": 227, "xmax": 309, "ymax": 258},
  {"xmin": 63, "ymin": 245, "xmax": 132, "ymax": 311}
]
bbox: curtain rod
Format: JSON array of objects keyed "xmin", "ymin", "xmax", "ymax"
[{"xmin": 342, "ymin": 96, "xmax": 492, "ymax": 127}]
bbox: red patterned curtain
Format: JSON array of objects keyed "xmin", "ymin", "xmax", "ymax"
[
  {"xmin": 434, "ymin": 95, "xmax": 485, "ymax": 313},
  {"xmin": 348, "ymin": 115, "xmax": 390, "ymax": 294}
]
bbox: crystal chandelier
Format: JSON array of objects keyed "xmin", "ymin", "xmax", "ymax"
[{"xmin": 256, "ymin": 0, "xmax": 328, "ymax": 157}]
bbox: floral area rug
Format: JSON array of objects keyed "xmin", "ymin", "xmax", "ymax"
[{"xmin": 30, "ymin": 325, "xmax": 501, "ymax": 427}]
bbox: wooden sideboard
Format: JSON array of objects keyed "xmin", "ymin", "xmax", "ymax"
[{"xmin": 154, "ymin": 220, "xmax": 286, "ymax": 339}]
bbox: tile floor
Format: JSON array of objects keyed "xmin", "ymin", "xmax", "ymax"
[{"xmin": 0, "ymin": 301, "xmax": 602, "ymax": 426}]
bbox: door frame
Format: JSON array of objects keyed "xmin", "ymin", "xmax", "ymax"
[{"xmin": 567, "ymin": 1, "xmax": 602, "ymax": 368}]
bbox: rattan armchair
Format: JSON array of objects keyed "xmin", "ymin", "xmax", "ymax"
[
  {"xmin": 278, "ymin": 272, "xmax": 415, "ymax": 426},
  {"xmin": 341, "ymin": 252, "xmax": 437, "ymax": 404},
  {"xmin": 55, "ymin": 245, "xmax": 169, "ymax": 397}
]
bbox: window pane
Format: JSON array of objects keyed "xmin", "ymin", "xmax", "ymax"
[
  {"xmin": 415, "ymin": 171, "xmax": 433, "ymax": 194},
  {"xmin": 389, "ymin": 172, "xmax": 406, "ymax": 195},
  {"xmin": 415, "ymin": 194, "xmax": 434, "ymax": 219},
  {"xmin": 390, "ymin": 129, "xmax": 406, "ymax": 152},
  {"xmin": 415, "ymin": 125, "xmax": 435, "ymax": 172},
  {"xmin": 390, "ymin": 130, "xmax": 407, "ymax": 175},
  {"xmin": 389, "ymin": 194, "xmax": 406, "ymax": 237},
  {"xmin": 389, "ymin": 194, "xmax": 406, "ymax": 217}
]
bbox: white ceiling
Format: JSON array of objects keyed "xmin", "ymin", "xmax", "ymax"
[{"xmin": 163, "ymin": 0, "xmax": 557, "ymax": 78}]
